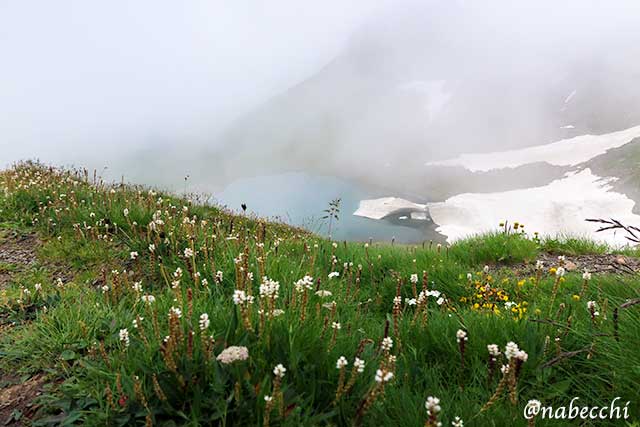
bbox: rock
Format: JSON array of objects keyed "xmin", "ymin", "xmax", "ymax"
[
  {"xmin": 565, "ymin": 260, "xmax": 578, "ymax": 271},
  {"xmin": 616, "ymin": 256, "xmax": 627, "ymax": 265}
]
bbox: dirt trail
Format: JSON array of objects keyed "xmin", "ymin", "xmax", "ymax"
[{"xmin": 0, "ymin": 229, "xmax": 45, "ymax": 425}]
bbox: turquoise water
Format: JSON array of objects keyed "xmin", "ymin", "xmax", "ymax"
[{"xmin": 215, "ymin": 172, "xmax": 442, "ymax": 244}]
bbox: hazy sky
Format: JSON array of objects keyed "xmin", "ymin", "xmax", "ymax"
[{"xmin": 0, "ymin": 0, "xmax": 388, "ymax": 166}]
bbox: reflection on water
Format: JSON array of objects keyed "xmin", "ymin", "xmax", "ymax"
[{"xmin": 216, "ymin": 173, "xmax": 444, "ymax": 244}]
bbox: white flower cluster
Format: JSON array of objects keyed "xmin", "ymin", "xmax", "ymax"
[
  {"xmin": 199, "ymin": 313, "xmax": 210, "ymax": 331},
  {"xmin": 456, "ymin": 329, "xmax": 468, "ymax": 343},
  {"xmin": 119, "ymin": 328, "xmax": 130, "ymax": 348},
  {"xmin": 328, "ymin": 271, "xmax": 340, "ymax": 279},
  {"xmin": 332, "ymin": 322, "xmax": 341, "ymax": 330},
  {"xmin": 410, "ymin": 273, "xmax": 419, "ymax": 284},
  {"xmin": 336, "ymin": 356, "xmax": 348, "ymax": 369},
  {"xmin": 169, "ymin": 306, "xmax": 182, "ymax": 318},
  {"xmin": 556, "ymin": 267, "xmax": 566, "ymax": 277},
  {"xmin": 354, "ymin": 357, "xmax": 365, "ymax": 373},
  {"xmin": 375, "ymin": 369, "xmax": 394, "ymax": 383},
  {"xmin": 273, "ymin": 364, "xmax": 287, "ymax": 378},
  {"xmin": 487, "ymin": 344, "xmax": 500, "ymax": 357},
  {"xmin": 425, "ymin": 396, "xmax": 441, "ymax": 416},
  {"xmin": 315, "ymin": 290, "xmax": 332, "ymax": 297},
  {"xmin": 259, "ymin": 277, "xmax": 280, "ymax": 299},
  {"xmin": 582, "ymin": 270, "xmax": 592, "ymax": 281},
  {"xmin": 141, "ymin": 294, "xmax": 155, "ymax": 304},
  {"xmin": 216, "ymin": 346, "xmax": 249, "ymax": 364},
  {"xmin": 233, "ymin": 290, "xmax": 255, "ymax": 305},
  {"xmin": 504, "ymin": 341, "xmax": 528, "ymax": 361},
  {"xmin": 381, "ymin": 337, "xmax": 393, "ymax": 352},
  {"xmin": 295, "ymin": 275, "xmax": 314, "ymax": 292}
]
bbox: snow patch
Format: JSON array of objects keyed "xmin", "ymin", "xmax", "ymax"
[
  {"xmin": 427, "ymin": 169, "xmax": 640, "ymax": 245},
  {"xmin": 353, "ymin": 197, "xmax": 427, "ymax": 220},
  {"xmin": 426, "ymin": 125, "xmax": 640, "ymax": 172}
]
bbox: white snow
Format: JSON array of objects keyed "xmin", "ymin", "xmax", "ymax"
[
  {"xmin": 560, "ymin": 125, "xmax": 575, "ymax": 129},
  {"xmin": 427, "ymin": 169, "xmax": 640, "ymax": 245},
  {"xmin": 410, "ymin": 211, "xmax": 428, "ymax": 220},
  {"xmin": 353, "ymin": 197, "xmax": 427, "ymax": 220},
  {"xmin": 426, "ymin": 125, "xmax": 640, "ymax": 172}
]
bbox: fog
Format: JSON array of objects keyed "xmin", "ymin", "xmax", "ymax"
[
  {"xmin": 0, "ymin": 0, "xmax": 386, "ymax": 176},
  {"xmin": 3, "ymin": 0, "xmax": 640, "ymax": 199}
]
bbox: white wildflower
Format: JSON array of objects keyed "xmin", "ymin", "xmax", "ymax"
[
  {"xmin": 216, "ymin": 346, "xmax": 249, "ymax": 364},
  {"xmin": 487, "ymin": 344, "xmax": 500, "ymax": 357},
  {"xmin": 381, "ymin": 337, "xmax": 393, "ymax": 352},
  {"xmin": 273, "ymin": 364, "xmax": 286, "ymax": 378},
  {"xmin": 119, "ymin": 328, "xmax": 130, "ymax": 348},
  {"xmin": 425, "ymin": 396, "xmax": 441, "ymax": 415},
  {"xmin": 375, "ymin": 369, "xmax": 393, "ymax": 383},
  {"xmin": 199, "ymin": 313, "xmax": 210, "ymax": 331},
  {"xmin": 315, "ymin": 290, "xmax": 332, "ymax": 297},
  {"xmin": 504, "ymin": 342, "xmax": 522, "ymax": 359},
  {"xmin": 295, "ymin": 275, "xmax": 314, "ymax": 292},
  {"xmin": 336, "ymin": 356, "xmax": 348, "ymax": 369},
  {"xmin": 141, "ymin": 294, "xmax": 155, "ymax": 304}
]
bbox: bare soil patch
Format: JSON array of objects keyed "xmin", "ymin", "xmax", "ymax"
[
  {"xmin": 0, "ymin": 230, "xmax": 39, "ymax": 289},
  {"xmin": 509, "ymin": 253, "xmax": 640, "ymax": 276},
  {"xmin": 0, "ymin": 374, "xmax": 46, "ymax": 426}
]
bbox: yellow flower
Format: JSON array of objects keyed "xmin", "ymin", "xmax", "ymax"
[
  {"xmin": 549, "ymin": 267, "xmax": 557, "ymax": 274},
  {"xmin": 572, "ymin": 294, "xmax": 580, "ymax": 301},
  {"xmin": 534, "ymin": 308, "xmax": 541, "ymax": 316},
  {"xmin": 517, "ymin": 279, "xmax": 526, "ymax": 287}
]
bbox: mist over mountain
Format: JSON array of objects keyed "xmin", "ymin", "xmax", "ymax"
[{"xmin": 206, "ymin": 0, "xmax": 640, "ymax": 198}]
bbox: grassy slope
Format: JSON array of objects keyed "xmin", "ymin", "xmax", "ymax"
[{"xmin": 0, "ymin": 163, "xmax": 639, "ymax": 426}]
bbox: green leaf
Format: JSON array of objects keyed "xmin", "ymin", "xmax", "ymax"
[{"xmin": 60, "ymin": 349, "xmax": 77, "ymax": 361}]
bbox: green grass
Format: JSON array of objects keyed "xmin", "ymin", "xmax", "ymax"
[{"xmin": 0, "ymin": 162, "xmax": 639, "ymax": 427}]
